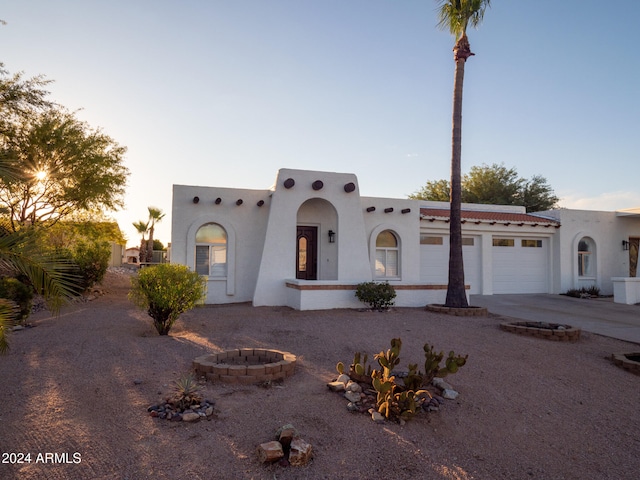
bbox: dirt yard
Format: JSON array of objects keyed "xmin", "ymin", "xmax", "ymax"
[{"xmin": 1, "ymin": 269, "xmax": 639, "ymax": 479}]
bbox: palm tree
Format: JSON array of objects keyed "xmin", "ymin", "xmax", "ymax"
[
  {"xmin": 436, "ymin": 0, "xmax": 491, "ymax": 308},
  {"xmin": 145, "ymin": 207, "xmax": 165, "ymax": 263},
  {"xmin": 133, "ymin": 220, "xmax": 149, "ymax": 264}
]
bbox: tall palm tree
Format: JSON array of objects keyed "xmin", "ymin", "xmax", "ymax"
[
  {"xmin": 436, "ymin": 0, "xmax": 491, "ymax": 308},
  {"xmin": 133, "ymin": 220, "xmax": 149, "ymax": 264},
  {"xmin": 145, "ymin": 207, "xmax": 165, "ymax": 263}
]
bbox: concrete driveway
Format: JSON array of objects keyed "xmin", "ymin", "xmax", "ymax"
[{"xmin": 470, "ymin": 293, "xmax": 640, "ymax": 345}]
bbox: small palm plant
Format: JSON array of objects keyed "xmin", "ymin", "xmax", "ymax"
[{"xmin": 171, "ymin": 374, "xmax": 203, "ymax": 411}]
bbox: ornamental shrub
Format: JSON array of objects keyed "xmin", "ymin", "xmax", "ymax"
[
  {"xmin": 129, "ymin": 264, "xmax": 206, "ymax": 335},
  {"xmin": 72, "ymin": 241, "xmax": 111, "ymax": 291},
  {"xmin": 0, "ymin": 277, "xmax": 34, "ymax": 322},
  {"xmin": 355, "ymin": 281, "xmax": 396, "ymax": 311}
]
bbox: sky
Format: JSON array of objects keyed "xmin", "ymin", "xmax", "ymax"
[{"xmin": 2, "ymin": 0, "xmax": 639, "ymax": 247}]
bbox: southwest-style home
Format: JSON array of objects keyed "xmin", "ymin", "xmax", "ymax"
[{"xmin": 170, "ymin": 169, "xmax": 640, "ymax": 309}]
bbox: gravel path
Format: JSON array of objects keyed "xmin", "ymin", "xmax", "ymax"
[{"xmin": 1, "ymin": 270, "xmax": 639, "ymax": 479}]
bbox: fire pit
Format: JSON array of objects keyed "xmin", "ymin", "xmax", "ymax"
[
  {"xmin": 611, "ymin": 353, "xmax": 640, "ymax": 375},
  {"xmin": 193, "ymin": 349, "xmax": 297, "ymax": 385}
]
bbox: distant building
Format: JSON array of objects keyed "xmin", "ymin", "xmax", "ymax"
[{"xmin": 171, "ymin": 168, "xmax": 640, "ymax": 309}]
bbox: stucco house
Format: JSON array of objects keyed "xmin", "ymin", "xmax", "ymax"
[{"xmin": 171, "ymin": 168, "xmax": 640, "ymax": 309}]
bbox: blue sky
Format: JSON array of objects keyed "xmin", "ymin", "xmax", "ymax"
[{"xmin": 3, "ymin": 0, "xmax": 639, "ymax": 247}]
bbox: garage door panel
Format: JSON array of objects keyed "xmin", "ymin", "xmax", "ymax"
[{"xmin": 493, "ymin": 238, "xmax": 548, "ymax": 294}]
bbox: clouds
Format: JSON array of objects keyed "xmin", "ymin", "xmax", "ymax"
[{"xmin": 559, "ymin": 190, "xmax": 640, "ymax": 212}]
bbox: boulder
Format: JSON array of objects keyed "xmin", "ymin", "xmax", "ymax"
[
  {"xmin": 288, "ymin": 438, "xmax": 312, "ymax": 466},
  {"xmin": 257, "ymin": 441, "xmax": 284, "ymax": 464}
]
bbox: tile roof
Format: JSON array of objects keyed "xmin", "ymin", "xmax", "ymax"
[{"xmin": 419, "ymin": 208, "xmax": 560, "ymax": 226}]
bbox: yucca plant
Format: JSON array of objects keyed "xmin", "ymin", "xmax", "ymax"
[{"xmin": 170, "ymin": 374, "xmax": 203, "ymax": 411}]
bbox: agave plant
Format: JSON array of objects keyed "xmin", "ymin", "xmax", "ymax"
[{"xmin": 170, "ymin": 374, "xmax": 203, "ymax": 411}]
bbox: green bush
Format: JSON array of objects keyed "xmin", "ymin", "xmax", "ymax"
[
  {"xmin": 0, "ymin": 277, "xmax": 34, "ymax": 322},
  {"xmin": 565, "ymin": 285, "xmax": 600, "ymax": 298},
  {"xmin": 129, "ymin": 264, "xmax": 206, "ymax": 335},
  {"xmin": 355, "ymin": 281, "xmax": 396, "ymax": 311},
  {"xmin": 73, "ymin": 241, "xmax": 111, "ymax": 291}
]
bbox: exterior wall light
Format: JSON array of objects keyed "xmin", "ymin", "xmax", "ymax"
[
  {"xmin": 328, "ymin": 230, "xmax": 336, "ymax": 243},
  {"xmin": 622, "ymin": 240, "xmax": 630, "ymax": 251}
]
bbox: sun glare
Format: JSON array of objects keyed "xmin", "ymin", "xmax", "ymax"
[{"xmin": 35, "ymin": 170, "xmax": 47, "ymax": 181}]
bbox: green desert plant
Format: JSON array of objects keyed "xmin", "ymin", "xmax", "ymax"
[
  {"xmin": 129, "ymin": 264, "xmax": 206, "ymax": 335},
  {"xmin": 170, "ymin": 373, "xmax": 203, "ymax": 411},
  {"xmin": 355, "ymin": 281, "xmax": 396, "ymax": 311},
  {"xmin": 72, "ymin": 240, "xmax": 111, "ymax": 290},
  {"xmin": 0, "ymin": 277, "xmax": 34, "ymax": 322}
]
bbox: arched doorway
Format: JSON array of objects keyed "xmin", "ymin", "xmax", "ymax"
[{"xmin": 296, "ymin": 198, "xmax": 338, "ymax": 280}]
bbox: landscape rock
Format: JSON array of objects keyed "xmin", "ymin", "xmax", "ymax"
[
  {"xmin": 327, "ymin": 381, "xmax": 346, "ymax": 392},
  {"xmin": 288, "ymin": 437, "xmax": 312, "ymax": 466},
  {"xmin": 336, "ymin": 374, "xmax": 351, "ymax": 385},
  {"xmin": 257, "ymin": 441, "xmax": 284, "ymax": 464},
  {"xmin": 371, "ymin": 411, "xmax": 385, "ymax": 423},
  {"xmin": 346, "ymin": 381, "xmax": 362, "ymax": 393},
  {"xmin": 182, "ymin": 412, "xmax": 201, "ymax": 422},
  {"xmin": 344, "ymin": 391, "xmax": 361, "ymax": 403},
  {"xmin": 442, "ymin": 388, "xmax": 459, "ymax": 400},
  {"xmin": 432, "ymin": 377, "xmax": 453, "ymax": 391}
]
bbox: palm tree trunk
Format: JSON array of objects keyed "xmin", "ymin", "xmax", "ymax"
[{"xmin": 445, "ymin": 34, "xmax": 473, "ymax": 308}]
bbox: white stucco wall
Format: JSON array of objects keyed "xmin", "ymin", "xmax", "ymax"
[
  {"xmin": 171, "ymin": 184, "xmax": 271, "ymax": 304},
  {"xmin": 539, "ymin": 209, "xmax": 639, "ymax": 295}
]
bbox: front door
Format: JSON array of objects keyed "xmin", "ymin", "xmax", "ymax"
[
  {"xmin": 296, "ymin": 226, "xmax": 318, "ymax": 280},
  {"xmin": 630, "ymin": 238, "xmax": 639, "ymax": 277}
]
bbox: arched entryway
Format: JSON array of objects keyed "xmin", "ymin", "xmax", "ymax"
[{"xmin": 296, "ymin": 198, "xmax": 338, "ymax": 280}]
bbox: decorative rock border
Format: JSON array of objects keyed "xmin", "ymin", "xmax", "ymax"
[
  {"xmin": 500, "ymin": 321, "xmax": 581, "ymax": 342},
  {"xmin": 193, "ymin": 349, "xmax": 296, "ymax": 385},
  {"xmin": 611, "ymin": 353, "xmax": 640, "ymax": 375},
  {"xmin": 425, "ymin": 304, "xmax": 488, "ymax": 317}
]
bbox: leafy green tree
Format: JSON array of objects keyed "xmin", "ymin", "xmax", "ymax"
[
  {"xmin": 436, "ymin": 0, "xmax": 491, "ymax": 308},
  {"xmin": 0, "ymin": 107, "xmax": 128, "ymax": 231},
  {"xmin": 153, "ymin": 239, "xmax": 165, "ymax": 251},
  {"xmin": 410, "ymin": 163, "xmax": 559, "ymax": 212}
]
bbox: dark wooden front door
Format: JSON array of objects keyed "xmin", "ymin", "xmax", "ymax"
[
  {"xmin": 296, "ymin": 226, "xmax": 317, "ymax": 280},
  {"xmin": 630, "ymin": 238, "xmax": 639, "ymax": 277}
]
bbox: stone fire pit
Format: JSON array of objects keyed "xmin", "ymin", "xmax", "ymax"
[
  {"xmin": 500, "ymin": 321, "xmax": 581, "ymax": 342},
  {"xmin": 193, "ymin": 349, "xmax": 297, "ymax": 385},
  {"xmin": 611, "ymin": 353, "xmax": 640, "ymax": 375}
]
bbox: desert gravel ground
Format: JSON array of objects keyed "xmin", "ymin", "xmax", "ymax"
[{"xmin": 0, "ymin": 269, "xmax": 639, "ymax": 480}]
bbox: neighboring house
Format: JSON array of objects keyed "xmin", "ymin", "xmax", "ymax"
[
  {"xmin": 125, "ymin": 247, "xmax": 140, "ymax": 264},
  {"xmin": 171, "ymin": 168, "xmax": 640, "ymax": 310}
]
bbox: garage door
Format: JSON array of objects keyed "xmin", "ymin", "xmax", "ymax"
[
  {"xmin": 420, "ymin": 235, "xmax": 482, "ymax": 294},
  {"xmin": 492, "ymin": 237, "xmax": 548, "ymax": 294}
]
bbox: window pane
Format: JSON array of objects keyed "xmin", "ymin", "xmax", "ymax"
[
  {"xmin": 493, "ymin": 238, "xmax": 514, "ymax": 247},
  {"xmin": 375, "ymin": 249, "xmax": 386, "ymax": 276},
  {"xmin": 210, "ymin": 246, "xmax": 227, "ymax": 276},
  {"xmin": 462, "ymin": 237, "xmax": 474, "ymax": 246},
  {"xmin": 522, "ymin": 239, "xmax": 542, "ymax": 248},
  {"xmin": 298, "ymin": 237, "xmax": 307, "ymax": 272},
  {"xmin": 386, "ymin": 250, "xmax": 398, "ymax": 276},
  {"xmin": 196, "ymin": 223, "xmax": 227, "ymax": 244},
  {"xmin": 420, "ymin": 235, "xmax": 443, "ymax": 245},
  {"xmin": 195, "ymin": 245, "xmax": 209, "ymax": 275},
  {"xmin": 376, "ymin": 230, "xmax": 397, "ymax": 248}
]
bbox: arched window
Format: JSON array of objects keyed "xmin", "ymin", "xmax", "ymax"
[
  {"xmin": 578, "ymin": 237, "xmax": 594, "ymax": 277},
  {"xmin": 375, "ymin": 230, "xmax": 399, "ymax": 278},
  {"xmin": 195, "ymin": 223, "xmax": 227, "ymax": 276}
]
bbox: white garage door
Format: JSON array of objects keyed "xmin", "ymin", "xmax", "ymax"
[
  {"xmin": 420, "ymin": 235, "xmax": 482, "ymax": 294},
  {"xmin": 492, "ymin": 237, "xmax": 548, "ymax": 294}
]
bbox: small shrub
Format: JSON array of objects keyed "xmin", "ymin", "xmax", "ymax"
[
  {"xmin": 355, "ymin": 281, "xmax": 396, "ymax": 311},
  {"xmin": 0, "ymin": 277, "xmax": 34, "ymax": 322},
  {"xmin": 72, "ymin": 241, "xmax": 111, "ymax": 291},
  {"xmin": 564, "ymin": 285, "xmax": 600, "ymax": 298},
  {"xmin": 129, "ymin": 264, "xmax": 206, "ymax": 335}
]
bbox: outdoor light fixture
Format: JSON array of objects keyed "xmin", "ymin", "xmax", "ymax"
[
  {"xmin": 622, "ymin": 240, "xmax": 630, "ymax": 251},
  {"xmin": 328, "ymin": 230, "xmax": 336, "ymax": 243}
]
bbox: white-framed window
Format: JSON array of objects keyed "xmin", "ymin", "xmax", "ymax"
[
  {"xmin": 522, "ymin": 239, "xmax": 542, "ymax": 248},
  {"xmin": 578, "ymin": 237, "xmax": 594, "ymax": 277},
  {"xmin": 420, "ymin": 235, "xmax": 443, "ymax": 245},
  {"xmin": 375, "ymin": 230, "xmax": 399, "ymax": 278},
  {"xmin": 493, "ymin": 238, "xmax": 514, "ymax": 247},
  {"xmin": 195, "ymin": 223, "xmax": 227, "ymax": 276}
]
